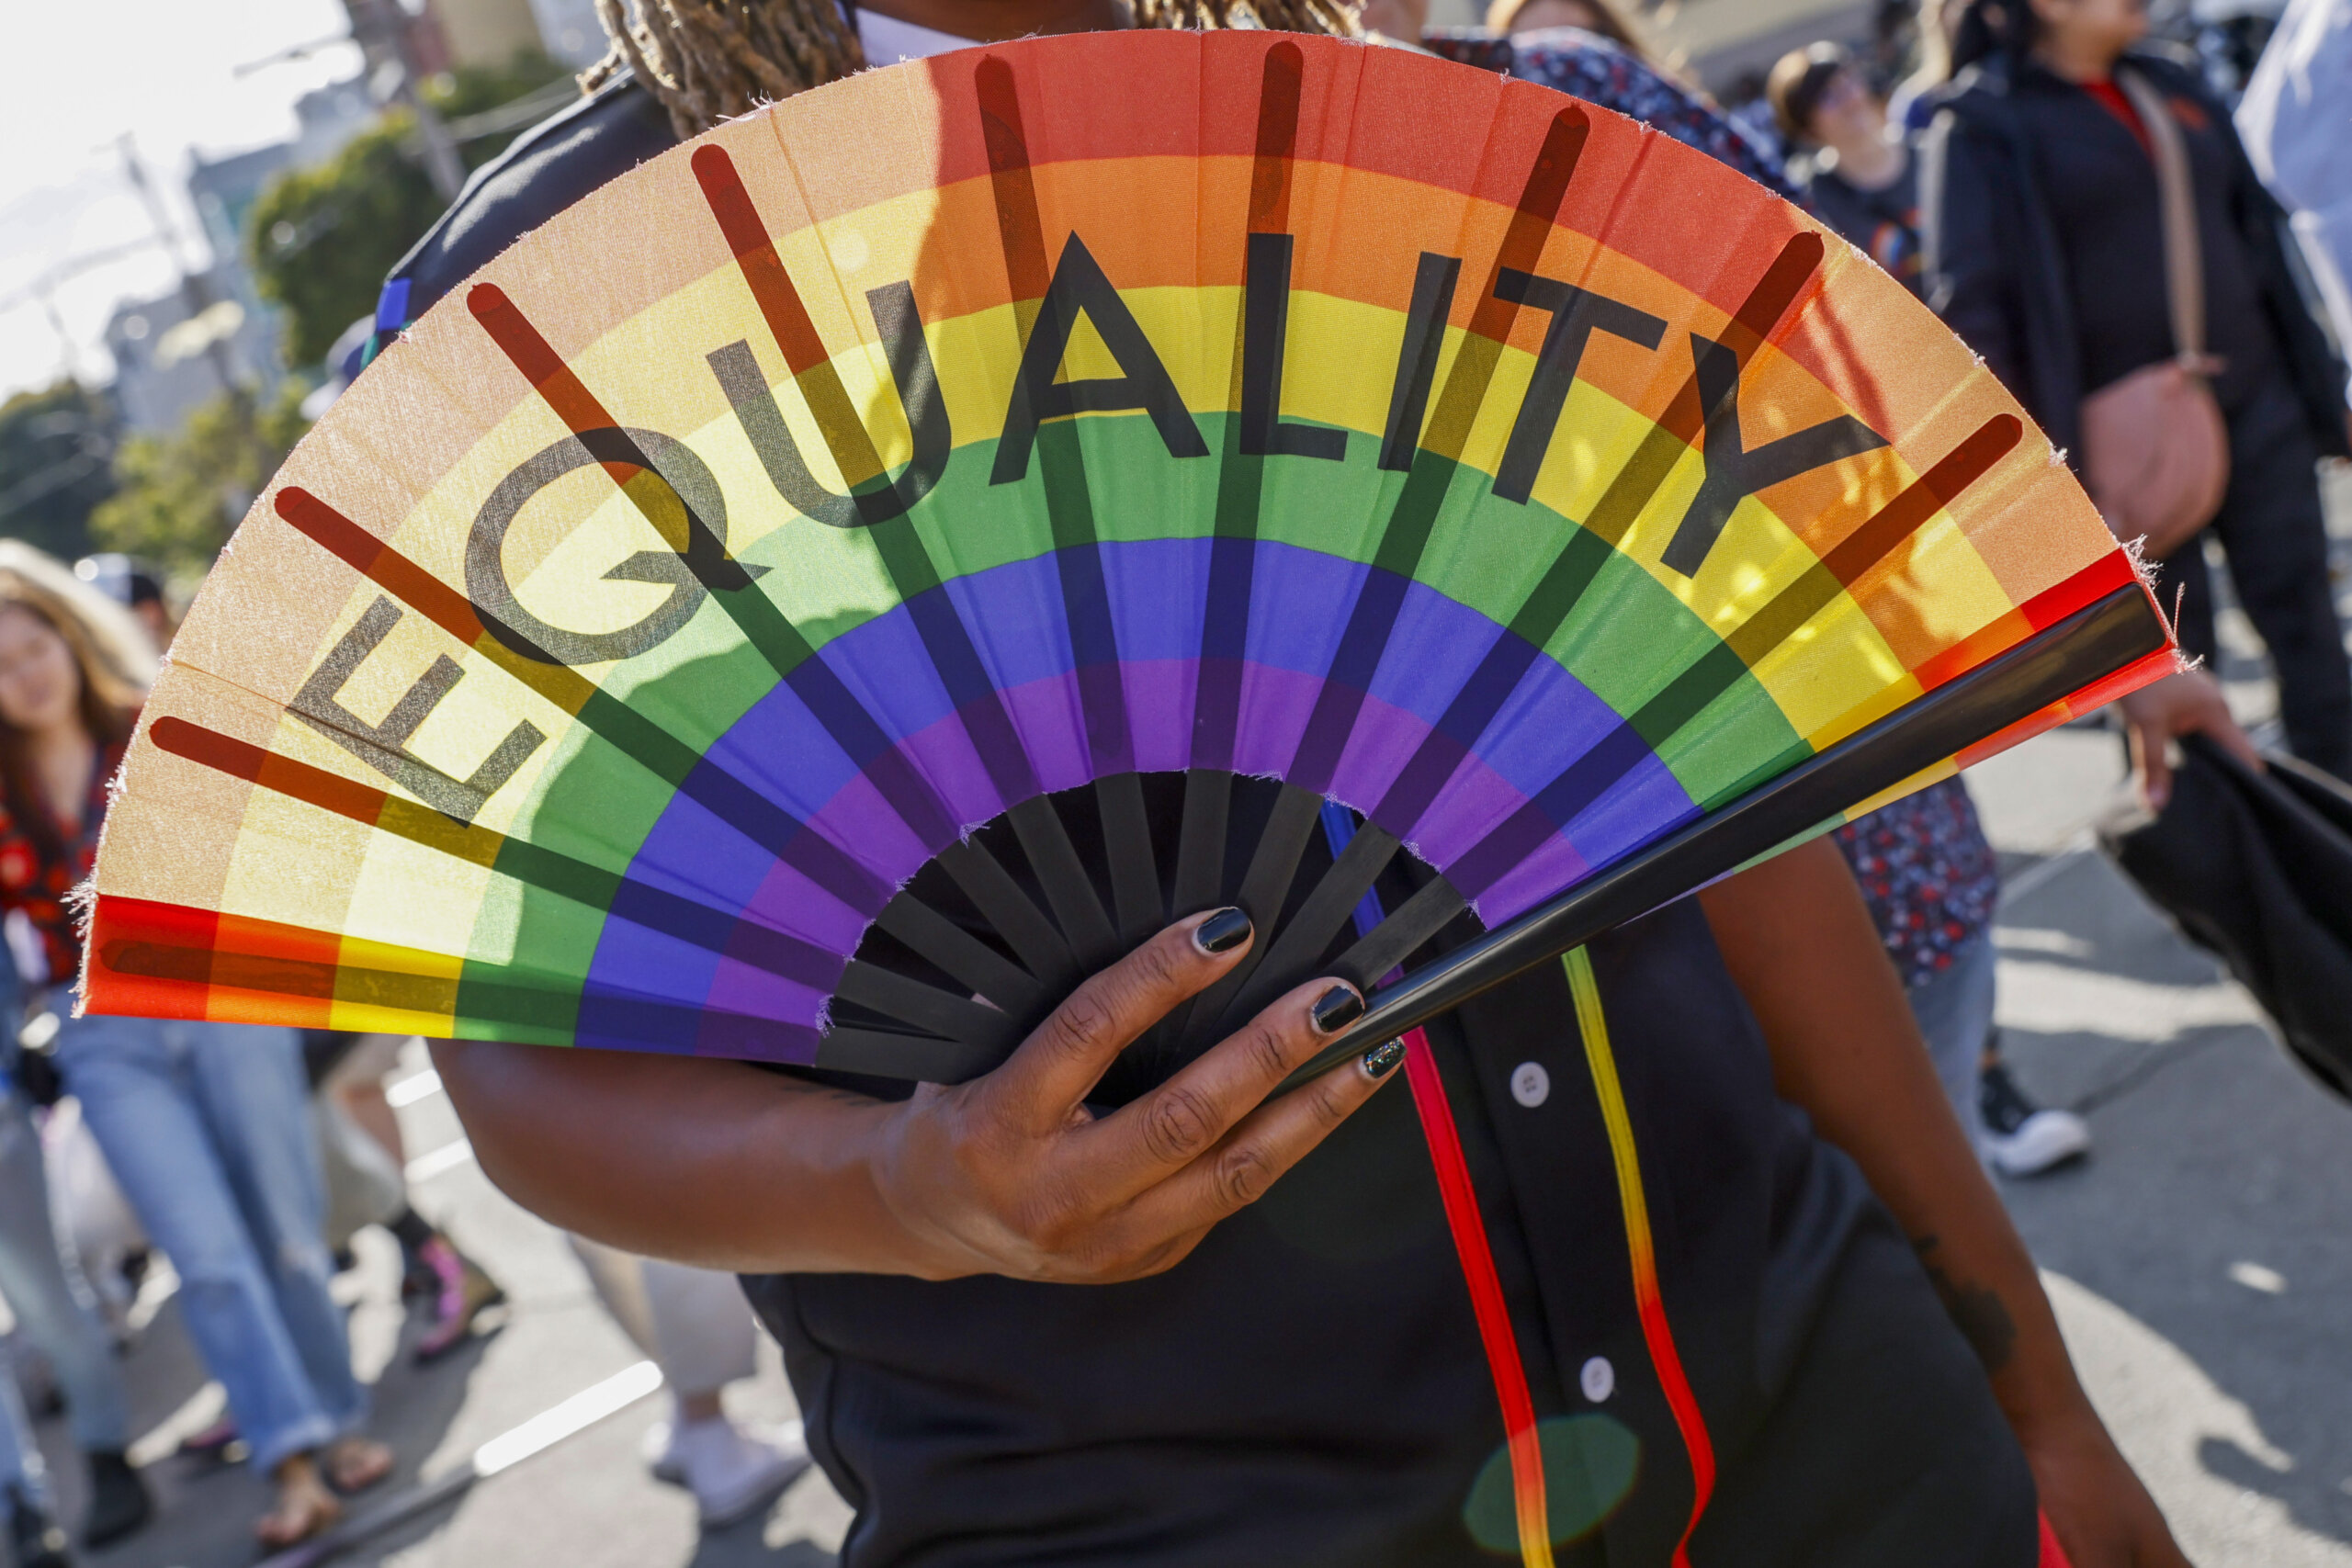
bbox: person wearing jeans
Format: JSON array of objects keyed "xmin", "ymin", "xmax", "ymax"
[
  {"xmin": 55, "ymin": 1018, "xmax": 368, "ymax": 1471},
  {"xmin": 0, "ymin": 544, "xmax": 391, "ymax": 1546},
  {"xmin": 0, "ymin": 1071, "xmax": 151, "ymax": 1556}
]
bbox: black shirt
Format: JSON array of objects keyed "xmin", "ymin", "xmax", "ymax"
[
  {"xmin": 368, "ymin": 73, "xmax": 2037, "ymax": 1568},
  {"xmin": 2007, "ymin": 62, "xmax": 2280, "ymax": 410},
  {"xmin": 1802, "ymin": 154, "xmax": 1924, "ymax": 298}
]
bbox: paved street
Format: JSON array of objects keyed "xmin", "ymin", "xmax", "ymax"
[
  {"xmin": 16, "ymin": 477, "xmax": 2350, "ymax": 1568},
  {"xmin": 26, "ymin": 727, "xmax": 2336, "ymax": 1568}
]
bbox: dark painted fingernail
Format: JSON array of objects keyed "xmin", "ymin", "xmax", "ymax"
[
  {"xmin": 1360, "ymin": 1039, "xmax": 1406, "ymax": 1079},
  {"xmin": 1193, "ymin": 907, "xmax": 1251, "ymax": 955},
  {"xmin": 1310, "ymin": 985, "xmax": 1364, "ymax": 1033}
]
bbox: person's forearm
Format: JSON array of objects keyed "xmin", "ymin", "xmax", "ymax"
[
  {"xmin": 430, "ymin": 914, "xmax": 1396, "ymax": 1289},
  {"xmin": 429, "ymin": 1038, "xmax": 931, "ymax": 1275},
  {"xmin": 1697, "ymin": 838, "xmax": 2092, "ymax": 1438}
]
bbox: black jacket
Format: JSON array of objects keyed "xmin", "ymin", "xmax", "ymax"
[{"xmin": 1918, "ymin": 49, "xmax": 2349, "ymax": 465}]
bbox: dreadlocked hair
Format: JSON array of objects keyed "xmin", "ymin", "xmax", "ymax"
[{"xmin": 585, "ymin": 0, "xmax": 1355, "ymax": 138}]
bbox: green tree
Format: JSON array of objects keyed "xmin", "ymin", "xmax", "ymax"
[
  {"xmin": 0, "ymin": 382, "xmax": 118, "ymax": 561},
  {"xmin": 249, "ymin": 52, "xmax": 574, "ymax": 369},
  {"xmin": 248, "ymin": 121, "xmax": 442, "ymax": 369},
  {"xmin": 89, "ymin": 387, "xmax": 311, "ymax": 582}
]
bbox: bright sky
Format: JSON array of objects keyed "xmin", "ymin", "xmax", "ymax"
[{"xmin": 0, "ymin": 1, "xmax": 363, "ymax": 403}]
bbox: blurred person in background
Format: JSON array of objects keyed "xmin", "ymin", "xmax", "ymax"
[
  {"xmin": 1894, "ymin": 0, "xmax": 1968, "ymax": 126},
  {"xmin": 1481, "ymin": 0, "xmax": 1642, "ymax": 45},
  {"xmin": 1922, "ymin": 0, "xmax": 2352, "ymax": 779},
  {"xmin": 2237, "ymin": 0, "xmax": 2352, "ymax": 354},
  {"xmin": 1773, "ymin": 42, "xmax": 1925, "ymax": 285},
  {"xmin": 0, "ymin": 545, "xmax": 392, "ymax": 1547},
  {"xmin": 0, "ymin": 955, "xmax": 150, "ymax": 1562},
  {"xmin": 304, "ymin": 1032, "xmax": 505, "ymax": 1362},
  {"xmin": 1420, "ymin": 0, "xmax": 1792, "ymax": 192},
  {"xmin": 69, "ymin": 558, "xmax": 170, "ymax": 660},
  {"xmin": 568, "ymin": 1240, "xmax": 809, "ymax": 1526}
]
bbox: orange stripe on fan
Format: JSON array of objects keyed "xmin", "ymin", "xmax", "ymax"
[
  {"xmin": 1581, "ymin": 232, "xmax": 1824, "ymax": 549},
  {"xmin": 975, "ymin": 55, "xmax": 1053, "ymax": 310},
  {"xmin": 1400, "ymin": 1027, "xmax": 1555, "ymax": 1568},
  {"xmin": 1910, "ymin": 552, "xmax": 2144, "ymax": 693}
]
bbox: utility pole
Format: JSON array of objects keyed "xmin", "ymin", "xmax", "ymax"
[
  {"xmin": 116, "ymin": 136, "xmax": 242, "ymax": 400},
  {"xmin": 345, "ymin": 0, "xmax": 465, "ymax": 201}
]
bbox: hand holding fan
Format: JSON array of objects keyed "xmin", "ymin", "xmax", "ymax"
[{"xmin": 80, "ymin": 31, "xmax": 2173, "ymax": 1080}]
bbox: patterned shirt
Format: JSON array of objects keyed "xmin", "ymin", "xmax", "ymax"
[
  {"xmin": 1832, "ymin": 778, "xmax": 2000, "ymax": 987},
  {"xmin": 1419, "ymin": 28, "xmax": 1798, "ymax": 201},
  {"xmin": 0, "ymin": 741, "xmax": 125, "ymax": 984}
]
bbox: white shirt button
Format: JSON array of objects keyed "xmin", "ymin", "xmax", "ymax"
[
  {"xmin": 1510, "ymin": 1061, "xmax": 1550, "ymax": 1108},
  {"xmin": 1580, "ymin": 1355, "xmax": 1615, "ymax": 1403}
]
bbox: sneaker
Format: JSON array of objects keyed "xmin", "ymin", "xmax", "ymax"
[
  {"xmin": 641, "ymin": 1420, "xmax": 684, "ymax": 1484},
  {"xmin": 655, "ymin": 1418, "xmax": 810, "ymax": 1526},
  {"xmin": 413, "ymin": 1239, "xmax": 507, "ymax": 1364},
  {"xmin": 1981, "ymin": 1062, "xmax": 2091, "ymax": 1177},
  {"xmin": 80, "ymin": 1450, "xmax": 151, "ymax": 1548},
  {"xmin": 6, "ymin": 1486, "xmax": 71, "ymax": 1568}
]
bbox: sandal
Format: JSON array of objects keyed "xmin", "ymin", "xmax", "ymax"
[
  {"xmin": 323, "ymin": 1437, "xmax": 393, "ymax": 1495},
  {"xmin": 413, "ymin": 1239, "xmax": 507, "ymax": 1364},
  {"xmin": 254, "ymin": 1463, "xmax": 340, "ymax": 1550}
]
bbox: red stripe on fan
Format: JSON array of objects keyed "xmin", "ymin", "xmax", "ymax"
[
  {"xmin": 2018, "ymin": 551, "xmax": 2143, "ymax": 632},
  {"xmin": 147, "ymin": 717, "xmax": 504, "ymax": 868},
  {"xmin": 274, "ymin": 488, "xmax": 597, "ymax": 716},
  {"xmin": 1952, "ymin": 645, "xmax": 2176, "ymax": 768},
  {"xmin": 1399, "ymin": 1027, "xmax": 1556, "ymax": 1568},
  {"xmin": 82, "ymin": 896, "xmax": 224, "ymax": 1021},
  {"xmin": 1816, "ymin": 416, "xmax": 2020, "ymax": 589},
  {"xmin": 467, "ymin": 284, "xmax": 642, "ymax": 484},
  {"xmin": 690, "ymin": 145, "xmax": 834, "ymax": 376},
  {"xmin": 277, "ymin": 488, "xmax": 479, "ymax": 644},
  {"xmin": 84, "ymin": 896, "xmax": 452, "ymax": 1029}
]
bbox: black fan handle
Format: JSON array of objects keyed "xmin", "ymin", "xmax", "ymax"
[{"xmin": 1275, "ymin": 585, "xmax": 2168, "ymax": 1091}]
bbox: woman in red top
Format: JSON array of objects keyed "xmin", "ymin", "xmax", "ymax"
[{"xmin": 0, "ymin": 545, "xmax": 393, "ymax": 1547}]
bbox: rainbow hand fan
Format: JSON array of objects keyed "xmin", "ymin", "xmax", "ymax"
[{"xmin": 81, "ymin": 30, "xmax": 2172, "ymax": 1079}]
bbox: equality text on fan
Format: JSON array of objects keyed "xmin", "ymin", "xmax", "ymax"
[{"xmin": 288, "ymin": 193, "xmax": 1884, "ymax": 828}]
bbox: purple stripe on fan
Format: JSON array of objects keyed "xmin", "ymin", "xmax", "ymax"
[{"xmin": 586, "ymin": 536, "xmax": 1690, "ymax": 1043}]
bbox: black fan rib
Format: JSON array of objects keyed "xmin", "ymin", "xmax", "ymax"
[
  {"xmin": 871, "ymin": 893, "xmax": 1046, "ymax": 1019},
  {"xmin": 836, "ymin": 960, "xmax": 1026, "ymax": 1053},
  {"xmin": 1213, "ymin": 819, "xmax": 1401, "ymax": 1032}
]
